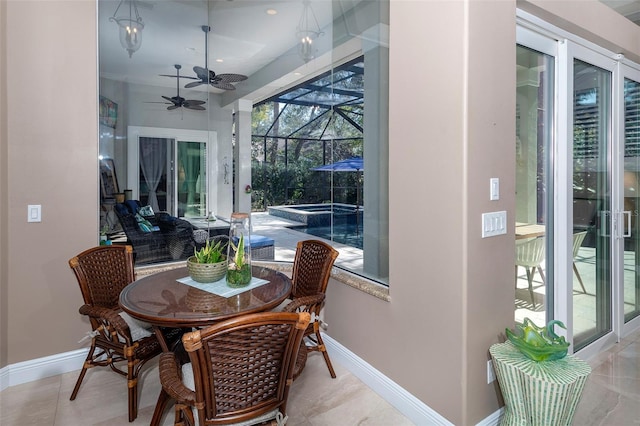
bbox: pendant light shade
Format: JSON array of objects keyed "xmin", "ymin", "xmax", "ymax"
[
  {"xmin": 110, "ymin": 0, "xmax": 145, "ymax": 58},
  {"xmin": 296, "ymin": 0, "xmax": 323, "ymax": 63}
]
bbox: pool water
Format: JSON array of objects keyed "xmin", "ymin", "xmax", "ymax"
[
  {"xmin": 268, "ymin": 203, "xmax": 364, "ymax": 249},
  {"xmin": 298, "ymin": 222, "xmax": 363, "ymax": 249}
]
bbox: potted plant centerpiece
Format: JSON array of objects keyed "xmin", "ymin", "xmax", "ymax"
[
  {"xmin": 227, "ymin": 234, "xmax": 252, "ymax": 287},
  {"xmin": 187, "ymin": 239, "xmax": 227, "ymax": 283}
]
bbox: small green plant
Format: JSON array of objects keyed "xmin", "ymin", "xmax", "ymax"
[
  {"xmin": 227, "ymin": 234, "xmax": 251, "ymax": 286},
  {"xmin": 193, "ymin": 239, "xmax": 226, "ymax": 264}
]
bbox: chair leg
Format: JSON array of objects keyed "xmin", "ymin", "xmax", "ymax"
[
  {"xmin": 128, "ymin": 378, "xmax": 137, "ymax": 422},
  {"xmin": 126, "ymin": 346, "xmax": 139, "ymax": 422},
  {"xmin": 311, "ymin": 322, "xmax": 336, "ymax": 379},
  {"xmin": 70, "ymin": 340, "xmax": 97, "ymax": 400},
  {"xmin": 526, "ymin": 267, "xmax": 536, "ymax": 309},
  {"xmin": 573, "ymin": 262, "xmax": 587, "ymax": 293},
  {"xmin": 151, "ymin": 388, "xmax": 171, "ymax": 426}
]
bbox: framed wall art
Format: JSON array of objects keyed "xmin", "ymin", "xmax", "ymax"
[{"xmin": 99, "ymin": 95, "xmax": 118, "ymax": 128}]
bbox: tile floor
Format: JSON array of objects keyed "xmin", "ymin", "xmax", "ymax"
[
  {"xmin": 0, "ymin": 352, "xmax": 413, "ymax": 426},
  {"xmin": 1, "ymin": 330, "xmax": 640, "ymax": 425}
]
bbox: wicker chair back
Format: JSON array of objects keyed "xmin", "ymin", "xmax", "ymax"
[{"xmin": 160, "ymin": 312, "xmax": 310, "ymax": 425}]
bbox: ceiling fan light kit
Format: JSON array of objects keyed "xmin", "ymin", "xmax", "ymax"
[
  {"xmin": 296, "ymin": 0, "xmax": 323, "ymax": 63},
  {"xmin": 110, "ymin": 0, "xmax": 145, "ymax": 59}
]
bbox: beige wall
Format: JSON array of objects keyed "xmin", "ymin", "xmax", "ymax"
[
  {"xmin": 3, "ymin": 0, "xmax": 640, "ymax": 424},
  {"xmin": 325, "ymin": 1, "xmax": 515, "ymax": 423},
  {"xmin": 1, "ymin": 0, "xmax": 8, "ymax": 370},
  {"xmin": 3, "ymin": 0, "xmax": 97, "ymax": 363}
]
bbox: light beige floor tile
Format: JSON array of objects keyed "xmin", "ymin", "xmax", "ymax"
[
  {"xmin": 4, "ymin": 331, "xmax": 640, "ymax": 425},
  {"xmin": 0, "ymin": 375, "xmax": 61, "ymax": 426}
]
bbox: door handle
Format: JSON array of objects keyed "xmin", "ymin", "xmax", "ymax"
[{"xmin": 623, "ymin": 211, "xmax": 632, "ymax": 238}]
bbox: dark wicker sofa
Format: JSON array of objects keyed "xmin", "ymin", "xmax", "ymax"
[{"xmin": 114, "ymin": 201, "xmax": 197, "ymax": 265}]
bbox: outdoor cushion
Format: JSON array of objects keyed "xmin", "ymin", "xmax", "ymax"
[
  {"xmin": 250, "ymin": 235, "xmax": 275, "ymax": 249},
  {"xmin": 139, "ymin": 205, "xmax": 154, "ymax": 216},
  {"xmin": 125, "ymin": 199, "xmax": 141, "ymax": 215},
  {"xmin": 118, "ymin": 312, "xmax": 153, "ymax": 341}
]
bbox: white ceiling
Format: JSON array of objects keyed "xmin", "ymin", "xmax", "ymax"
[
  {"xmin": 600, "ymin": 0, "xmax": 640, "ymax": 24},
  {"xmin": 99, "ymin": 0, "xmax": 335, "ymax": 97}
]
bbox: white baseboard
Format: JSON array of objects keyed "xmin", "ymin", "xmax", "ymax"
[
  {"xmin": 0, "ymin": 348, "xmax": 88, "ymax": 392},
  {"xmin": 323, "ymin": 334, "xmax": 454, "ymax": 425},
  {"xmin": 476, "ymin": 408, "xmax": 503, "ymax": 426},
  {"xmin": 1, "ymin": 337, "xmax": 502, "ymax": 426}
]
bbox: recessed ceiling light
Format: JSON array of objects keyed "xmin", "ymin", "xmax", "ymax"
[
  {"xmin": 266, "ymin": 9, "xmax": 277, "ymax": 15},
  {"xmin": 216, "ymin": 59, "xmax": 224, "ymax": 63}
]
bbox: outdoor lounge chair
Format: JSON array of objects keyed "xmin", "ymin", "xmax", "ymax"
[{"xmin": 114, "ymin": 201, "xmax": 197, "ymax": 264}]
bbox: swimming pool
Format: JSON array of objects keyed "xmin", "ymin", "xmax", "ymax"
[
  {"xmin": 268, "ymin": 203, "xmax": 363, "ymax": 249},
  {"xmin": 298, "ymin": 223, "xmax": 363, "ymax": 249}
]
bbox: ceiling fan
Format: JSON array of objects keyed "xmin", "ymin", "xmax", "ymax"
[
  {"xmin": 157, "ymin": 64, "xmax": 206, "ymax": 111},
  {"xmin": 184, "ymin": 25, "xmax": 247, "ymax": 90}
]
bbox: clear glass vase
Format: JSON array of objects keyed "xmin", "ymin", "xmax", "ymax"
[{"xmin": 226, "ymin": 212, "xmax": 252, "ymax": 287}]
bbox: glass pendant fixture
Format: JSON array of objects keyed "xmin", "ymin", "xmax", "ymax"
[
  {"xmin": 110, "ymin": 0, "xmax": 145, "ymax": 58},
  {"xmin": 296, "ymin": 0, "xmax": 323, "ymax": 63}
]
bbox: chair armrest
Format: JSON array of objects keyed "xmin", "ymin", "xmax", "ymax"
[
  {"xmin": 159, "ymin": 353, "xmax": 196, "ymax": 404},
  {"xmin": 78, "ymin": 304, "xmax": 132, "ymax": 341},
  {"xmin": 282, "ymin": 294, "xmax": 325, "ymax": 313}
]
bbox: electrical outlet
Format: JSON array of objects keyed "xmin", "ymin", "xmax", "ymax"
[{"xmin": 487, "ymin": 360, "xmax": 496, "ymax": 383}]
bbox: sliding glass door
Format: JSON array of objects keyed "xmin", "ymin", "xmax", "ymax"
[
  {"xmin": 571, "ymin": 57, "xmax": 612, "ymax": 350},
  {"xmin": 621, "ymin": 69, "xmax": 640, "ymax": 332},
  {"xmin": 515, "ymin": 42, "xmax": 555, "ymax": 324},
  {"xmin": 128, "ymin": 126, "xmax": 216, "ymax": 218},
  {"xmin": 517, "ymin": 16, "xmax": 640, "ymax": 356}
]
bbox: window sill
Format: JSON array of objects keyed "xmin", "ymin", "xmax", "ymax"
[
  {"xmin": 254, "ymin": 261, "xmax": 390, "ymax": 302},
  {"xmin": 134, "ymin": 260, "xmax": 390, "ymax": 302}
]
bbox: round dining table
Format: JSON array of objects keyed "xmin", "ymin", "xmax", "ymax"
[
  {"xmin": 119, "ymin": 265, "xmax": 293, "ymax": 426},
  {"xmin": 119, "ymin": 265, "xmax": 292, "ymax": 351}
]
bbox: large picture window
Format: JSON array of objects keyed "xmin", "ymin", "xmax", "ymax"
[{"xmin": 98, "ymin": 0, "xmax": 389, "ymax": 284}]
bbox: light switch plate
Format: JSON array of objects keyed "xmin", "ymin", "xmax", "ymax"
[
  {"xmin": 482, "ymin": 211, "xmax": 507, "ymax": 238},
  {"xmin": 28, "ymin": 205, "xmax": 41, "ymax": 223},
  {"xmin": 490, "ymin": 178, "xmax": 500, "ymax": 201}
]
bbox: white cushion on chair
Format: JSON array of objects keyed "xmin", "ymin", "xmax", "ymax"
[{"xmin": 118, "ymin": 312, "xmax": 154, "ymax": 341}]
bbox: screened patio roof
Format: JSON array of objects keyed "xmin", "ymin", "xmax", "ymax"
[{"xmin": 253, "ymin": 56, "xmax": 365, "ymax": 140}]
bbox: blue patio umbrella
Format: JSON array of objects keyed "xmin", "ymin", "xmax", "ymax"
[{"xmin": 313, "ymin": 156, "xmax": 363, "ymax": 172}]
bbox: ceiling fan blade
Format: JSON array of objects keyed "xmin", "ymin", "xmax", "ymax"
[
  {"xmin": 184, "ymin": 100, "xmax": 206, "ymax": 106},
  {"xmin": 160, "ymin": 73, "xmax": 199, "ymax": 80},
  {"xmin": 161, "ymin": 95, "xmax": 175, "ymax": 102},
  {"xmin": 184, "ymin": 81, "xmax": 205, "ymax": 89},
  {"xmin": 192, "ymin": 66, "xmax": 210, "ymax": 81},
  {"xmin": 215, "ymin": 73, "xmax": 248, "ymax": 83},
  {"xmin": 211, "ymin": 82, "xmax": 237, "ymax": 91},
  {"xmin": 167, "ymin": 105, "xmax": 180, "ymax": 111},
  {"xmin": 185, "ymin": 104, "xmax": 206, "ymax": 111}
]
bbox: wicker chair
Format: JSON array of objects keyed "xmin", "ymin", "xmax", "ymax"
[
  {"xmin": 68, "ymin": 245, "xmax": 180, "ymax": 422},
  {"xmin": 158, "ymin": 312, "xmax": 310, "ymax": 426},
  {"xmin": 282, "ymin": 240, "xmax": 339, "ymax": 378}
]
